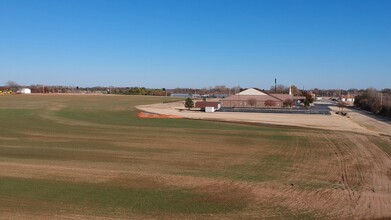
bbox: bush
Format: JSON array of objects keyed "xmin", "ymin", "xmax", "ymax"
[{"xmin": 283, "ymin": 99, "xmax": 294, "ymax": 107}]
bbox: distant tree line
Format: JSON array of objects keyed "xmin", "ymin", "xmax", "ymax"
[
  {"xmin": 268, "ymin": 84, "xmax": 302, "ymax": 96},
  {"xmin": 354, "ymin": 88, "xmax": 391, "ymax": 117},
  {"xmin": 1, "ymin": 82, "xmax": 169, "ymax": 96},
  {"xmin": 171, "ymin": 85, "xmax": 242, "ymax": 95},
  {"xmin": 3, "ymin": 81, "xmax": 390, "ymax": 116},
  {"xmin": 28, "ymin": 85, "xmax": 110, "ymax": 94},
  {"xmin": 311, "ymin": 88, "xmax": 365, "ymax": 97},
  {"xmin": 266, "ymin": 85, "xmax": 375, "ymax": 98},
  {"xmin": 110, "ymin": 87, "xmax": 166, "ymax": 96}
]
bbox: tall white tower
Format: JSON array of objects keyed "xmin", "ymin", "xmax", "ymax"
[{"xmin": 289, "ymin": 82, "xmax": 292, "ymax": 95}]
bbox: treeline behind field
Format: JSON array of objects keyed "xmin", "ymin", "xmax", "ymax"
[{"xmin": 354, "ymin": 89, "xmax": 391, "ymax": 117}]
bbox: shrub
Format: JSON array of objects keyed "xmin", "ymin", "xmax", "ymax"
[
  {"xmin": 247, "ymin": 98, "xmax": 257, "ymax": 107},
  {"xmin": 283, "ymin": 99, "xmax": 294, "ymax": 107},
  {"xmin": 265, "ymin": 100, "xmax": 276, "ymax": 107}
]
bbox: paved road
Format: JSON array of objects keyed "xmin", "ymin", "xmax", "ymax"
[
  {"xmin": 220, "ymin": 103, "xmax": 331, "ymax": 115},
  {"xmin": 320, "ymin": 100, "xmax": 391, "ymax": 125},
  {"xmin": 347, "ymin": 106, "xmax": 391, "ymax": 125}
]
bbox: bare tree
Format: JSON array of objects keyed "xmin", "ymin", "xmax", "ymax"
[
  {"xmin": 231, "ymin": 86, "xmax": 241, "ymax": 94},
  {"xmin": 247, "ymin": 98, "xmax": 257, "ymax": 107},
  {"xmin": 302, "ymin": 91, "xmax": 314, "ymax": 104},
  {"xmin": 270, "ymin": 84, "xmax": 288, "ymax": 94},
  {"xmin": 283, "ymin": 99, "xmax": 294, "ymax": 107},
  {"xmin": 371, "ymin": 101, "xmax": 382, "ymax": 113},
  {"xmin": 214, "ymin": 85, "xmax": 227, "ymax": 92},
  {"xmin": 291, "ymin": 85, "xmax": 301, "ymax": 96},
  {"xmin": 354, "ymin": 88, "xmax": 391, "ymax": 117},
  {"xmin": 337, "ymin": 101, "xmax": 346, "ymax": 111},
  {"xmin": 6, "ymin": 81, "xmax": 20, "ymax": 92},
  {"xmin": 265, "ymin": 100, "xmax": 276, "ymax": 107}
]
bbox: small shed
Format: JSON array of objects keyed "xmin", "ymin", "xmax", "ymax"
[
  {"xmin": 205, "ymin": 107, "xmax": 216, "ymax": 113},
  {"xmin": 19, "ymin": 88, "xmax": 31, "ymax": 94}
]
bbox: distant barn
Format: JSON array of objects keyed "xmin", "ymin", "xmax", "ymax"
[{"xmin": 195, "ymin": 101, "xmax": 221, "ymax": 112}]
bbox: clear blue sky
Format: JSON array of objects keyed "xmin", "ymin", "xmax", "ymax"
[{"xmin": 1, "ymin": 0, "xmax": 390, "ymax": 89}]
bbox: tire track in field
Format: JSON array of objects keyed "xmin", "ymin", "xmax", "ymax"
[
  {"xmin": 349, "ymin": 135, "xmax": 391, "ymax": 219},
  {"xmin": 324, "ymin": 132, "xmax": 391, "ymax": 219},
  {"xmin": 331, "ymin": 137, "xmax": 356, "ymax": 200},
  {"xmin": 279, "ymin": 133, "xmax": 350, "ymax": 218}
]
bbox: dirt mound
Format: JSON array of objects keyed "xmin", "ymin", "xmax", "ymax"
[{"xmin": 137, "ymin": 112, "xmax": 183, "ymax": 119}]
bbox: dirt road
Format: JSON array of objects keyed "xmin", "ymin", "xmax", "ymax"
[{"xmin": 137, "ymin": 102, "xmax": 391, "ymax": 136}]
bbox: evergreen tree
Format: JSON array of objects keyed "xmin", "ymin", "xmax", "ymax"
[{"xmin": 184, "ymin": 98, "xmax": 194, "ymax": 109}]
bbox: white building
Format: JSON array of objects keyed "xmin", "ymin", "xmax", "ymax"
[
  {"xmin": 19, "ymin": 88, "xmax": 31, "ymax": 94},
  {"xmin": 341, "ymin": 95, "xmax": 355, "ymax": 103}
]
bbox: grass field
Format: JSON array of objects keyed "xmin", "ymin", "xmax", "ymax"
[{"xmin": 1, "ymin": 94, "xmax": 391, "ymax": 219}]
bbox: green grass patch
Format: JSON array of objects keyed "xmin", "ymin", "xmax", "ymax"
[
  {"xmin": 295, "ymin": 181, "xmax": 343, "ymax": 191},
  {"xmin": 370, "ymin": 136, "xmax": 391, "ymax": 157},
  {"xmin": 55, "ymin": 108, "xmax": 274, "ymax": 132},
  {"xmin": 270, "ymin": 134, "xmax": 294, "ymax": 141},
  {"xmin": 183, "ymin": 154, "xmax": 294, "ymax": 182},
  {"xmin": 0, "ymin": 145, "xmax": 129, "ymax": 162},
  {"xmin": 269, "ymin": 205, "xmax": 319, "ymax": 220},
  {"xmin": 0, "ymin": 176, "xmax": 246, "ymax": 216},
  {"xmin": 226, "ymin": 154, "xmax": 294, "ymax": 182}
]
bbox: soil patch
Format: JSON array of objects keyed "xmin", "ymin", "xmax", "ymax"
[{"xmin": 137, "ymin": 111, "xmax": 183, "ymax": 119}]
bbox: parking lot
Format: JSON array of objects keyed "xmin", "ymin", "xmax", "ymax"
[{"xmin": 220, "ymin": 102, "xmax": 332, "ymax": 115}]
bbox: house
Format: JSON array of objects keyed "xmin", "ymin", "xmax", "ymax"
[
  {"xmin": 341, "ymin": 95, "xmax": 355, "ymax": 103},
  {"xmin": 220, "ymin": 88, "xmax": 302, "ymax": 108},
  {"xmin": 18, "ymin": 88, "xmax": 31, "ymax": 94},
  {"xmin": 195, "ymin": 101, "xmax": 221, "ymax": 112}
]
